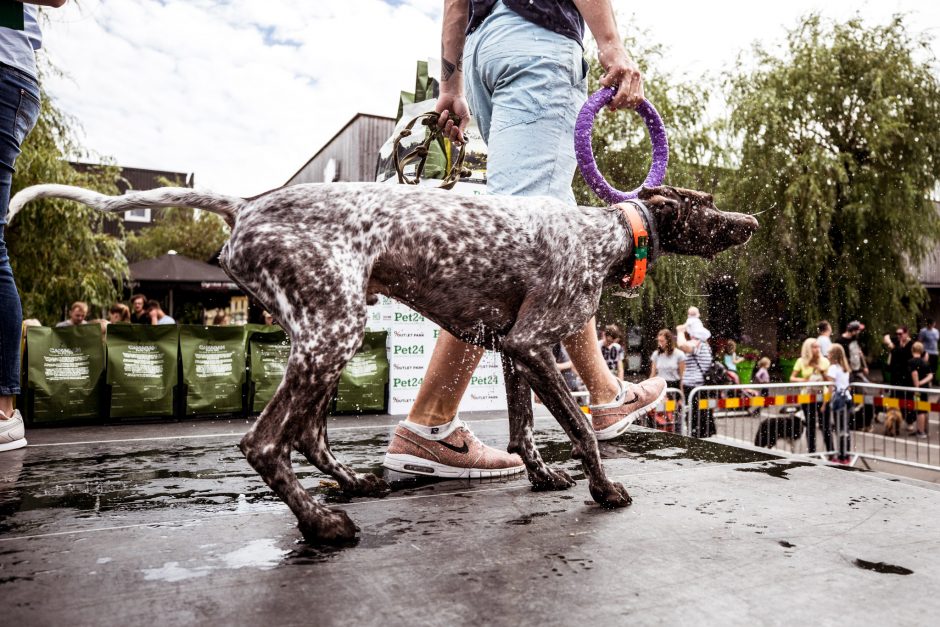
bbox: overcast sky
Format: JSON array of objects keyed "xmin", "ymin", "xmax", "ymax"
[{"xmin": 38, "ymin": 0, "xmax": 940, "ymax": 197}]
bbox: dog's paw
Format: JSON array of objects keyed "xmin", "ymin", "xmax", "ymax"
[
  {"xmin": 347, "ymin": 473, "xmax": 391, "ymax": 498},
  {"xmin": 589, "ymin": 481, "xmax": 632, "ymax": 509},
  {"xmin": 528, "ymin": 466, "xmax": 576, "ymax": 491},
  {"xmin": 298, "ymin": 508, "xmax": 360, "ymax": 545}
]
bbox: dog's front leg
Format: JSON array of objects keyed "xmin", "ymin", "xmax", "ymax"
[
  {"xmin": 501, "ymin": 352, "xmax": 575, "ymax": 491},
  {"xmin": 502, "ymin": 339, "xmax": 630, "ymax": 509}
]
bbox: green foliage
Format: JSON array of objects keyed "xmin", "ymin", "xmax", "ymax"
[
  {"xmin": 725, "ymin": 14, "xmax": 940, "ymax": 342},
  {"xmin": 125, "ymin": 206, "xmax": 229, "ymax": 264},
  {"xmin": 574, "ymin": 35, "xmax": 727, "ymax": 332},
  {"xmin": 8, "ymin": 86, "xmax": 127, "ymax": 325}
]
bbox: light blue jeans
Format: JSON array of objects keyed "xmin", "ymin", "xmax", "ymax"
[
  {"xmin": 0, "ymin": 63, "xmax": 41, "ymax": 396},
  {"xmin": 464, "ymin": 1, "xmax": 588, "ymax": 205}
]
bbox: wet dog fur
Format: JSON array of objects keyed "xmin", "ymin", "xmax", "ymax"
[
  {"xmin": 10, "ymin": 182, "xmax": 757, "ymax": 544},
  {"xmin": 883, "ymin": 408, "xmax": 904, "ymax": 437}
]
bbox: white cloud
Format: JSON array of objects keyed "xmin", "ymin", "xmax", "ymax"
[
  {"xmin": 42, "ymin": 0, "xmax": 441, "ymax": 196},
  {"xmin": 39, "ymin": 0, "xmax": 939, "ymax": 197}
]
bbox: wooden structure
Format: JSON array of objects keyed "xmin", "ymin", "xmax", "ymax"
[{"xmin": 285, "ymin": 113, "xmax": 395, "ymax": 185}]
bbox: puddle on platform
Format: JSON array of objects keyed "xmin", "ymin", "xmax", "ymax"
[
  {"xmin": 141, "ymin": 561, "xmax": 211, "ymax": 582},
  {"xmin": 1, "ymin": 421, "xmax": 783, "ymax": 539},
  {"xmin": 218, "ymin": 538, "xmax": 289, "ymax": 570},
  {"xmin": 138, "ymin": 538, "xmax": 294, "ymax": 581},
  {"xmin": 734, "ymin": 461, "xmax": 816, "ymax": 480},
  {"xmin": 853, "ymin": 558, "xmax": 913, "ymax": 575},
  {"xmin": 594, "ymin": 429, "xmax": 778, "ymax": 465},
  {"xmin": 506, "ymin": 511, "xmax": 550, "ymax": 525}
]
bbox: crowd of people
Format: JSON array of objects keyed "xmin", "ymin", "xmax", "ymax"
[
  {"xmin": 46, "ymin": 294, "xmax": 176, "ymax": 332},
  {"xmin": 778, "ymin": 318, "xmax": 937, "ymax": 454},
  {"xmin": 46, "ymin": 296, "xmax": 278, "ymax": 330},
  {"xmin": 552, "ymin": 310, "xmax": 939, "ymax": 452}
]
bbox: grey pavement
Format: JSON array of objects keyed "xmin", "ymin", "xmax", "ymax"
[{"xmin": 1, "ymin": 411, "xmax": 938, "ymax": 626}]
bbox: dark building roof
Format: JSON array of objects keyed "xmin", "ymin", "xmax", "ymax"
[
  {"xmin": 129, "ymin": 253, "xmax": 230, "ymax": 284},
  {"xmin": 69, "ymin": 163, "xmax": 194, "ymax": 235},
  {"xmin": 70, "ymin": 163, "xmax": 194, "ymax": 191},
  {"xmin": 116, "ymin": 166, "xmax": 193, "ymax": 192},
  {"xmin": 918, "ymin": 249, "xmax": 940, "ymax": 288}
]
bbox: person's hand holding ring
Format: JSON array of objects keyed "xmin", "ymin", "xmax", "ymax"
[{"xmin": 597, "ymin": 41, "xmax": 644, "ymax": 110}]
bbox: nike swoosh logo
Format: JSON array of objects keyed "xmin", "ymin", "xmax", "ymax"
[
  {"xmin": 438, "ymin": 440, "xmax": 469, "ymax": 454},
  {"xmin": 621, "ymin": 393, "xmax": 640, "ymax": 405}
]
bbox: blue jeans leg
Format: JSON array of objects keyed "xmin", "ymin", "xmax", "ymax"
[
  {"xmin": 464, "ymin": 2, "xmax": 588, "ymax": 205},
  {"xmin": 0, "ymin": 65, "xmax": 41, "ymax": 396}
]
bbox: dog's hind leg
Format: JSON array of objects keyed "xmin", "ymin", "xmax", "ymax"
[
  {"xmin": 500, "ymin": 302, "xmax": 630, "ymax": 508},
  {"xmin": 292, "ymin": 367, "xmax": 391, "ymax": 498},
  {"xmin": 286, "ymin": 291, "xmax": 391, "ymax": 498},
  {"xmin": 234, "ymin": 250, "xmax": 386, "ymax": 540},
  {"xmin": 501, "ymin": 353, "xmax": 576, "ymax": 491}
]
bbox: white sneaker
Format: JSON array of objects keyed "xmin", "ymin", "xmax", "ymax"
[{"xmin": 0, "ymin": 409, "xmax": 27, "ymax": 452}]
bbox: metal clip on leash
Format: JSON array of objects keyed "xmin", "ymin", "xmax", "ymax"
[{"xmin": 393, "ymin": 112, "xmax": 469, "ymax": 190}]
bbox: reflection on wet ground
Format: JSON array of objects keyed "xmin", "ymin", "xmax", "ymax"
[
  {"xmin": 0, "ymin": 424, "xmax": 788, "ymax": 538},
  {"xmin": 2, "ymin": 414, "xmax": 939, "ymax": 625}
]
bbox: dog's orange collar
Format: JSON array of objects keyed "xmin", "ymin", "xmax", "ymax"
[{"xmin": 617, "ymin": 201, "xmax": 649, "ymax": 289}]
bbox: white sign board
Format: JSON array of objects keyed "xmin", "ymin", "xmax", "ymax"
[
  {"xmin": 368, "ymin": 174, "xmax": 505, "ymax": 415},
  {"xmin": 366, "ymin": 296, "xmax": 506, "ymax": 415}
]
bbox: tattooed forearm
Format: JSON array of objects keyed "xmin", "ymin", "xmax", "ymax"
[{"xmin": 441, "ymin": 50, "xmax": 463, "ymax": 82}]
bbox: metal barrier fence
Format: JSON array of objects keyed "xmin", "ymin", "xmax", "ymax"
[
  {"xmin": 635, "ymin": 387, "xmax": 685, "ymax": 434},
  {"xmin": 541, "ymin": 387, "xmax": 684, "ymax": 429},
  {"xmin": 842, "ymin": 382, "xmax": 940, "ymax": 470},
  {"xmin": 684, "ymin": 381, "xmax": 940, "ymax": 471}
]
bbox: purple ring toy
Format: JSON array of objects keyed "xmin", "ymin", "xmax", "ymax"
[{"xmin": 575, "ymin": 87, "xmax": 669, "ymax": 203}]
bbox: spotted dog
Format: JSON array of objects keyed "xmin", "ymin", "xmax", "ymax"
[{"xmin": 10, "ymin": 182, "xmax": 758, "ymax": 544}]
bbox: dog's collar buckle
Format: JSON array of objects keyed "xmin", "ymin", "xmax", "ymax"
[{"xmin": 618, "ymin": 202, "xmax": 650, "ymax": 290}]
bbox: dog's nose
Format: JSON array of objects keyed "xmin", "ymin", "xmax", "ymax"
[{"xmin": 728, "ymin": 212, "xmax": 759, "ymax": 243}]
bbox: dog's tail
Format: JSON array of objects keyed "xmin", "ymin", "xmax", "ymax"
[{"xmin": 9, "ymin": 184, "xmax": 244, "ymax": 228}]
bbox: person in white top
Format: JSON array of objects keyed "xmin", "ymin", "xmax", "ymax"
[
  {"xmin": 650, "ymin": 328, "xmax": 685, "ymax": 388},
  {"xmin": 825, "ymin": 344, "xmax": 852, "ymax": 464}
]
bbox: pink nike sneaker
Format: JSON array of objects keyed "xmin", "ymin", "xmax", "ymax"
[
  {"xmin": 590, "ymin": 377, "xmax": 668, "ymax": 441},
  {"xmin": 383, "ymin": 419, "xmax": 525, "ymax": 479}
]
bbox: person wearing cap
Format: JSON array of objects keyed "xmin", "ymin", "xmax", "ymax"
[
  {"xmin": 678, "ymin": 313, "xmax": 715, "ymax": 437},
  {"xmin": 835, "ymin": 320, "xmax": 874, "ymax": 432},
  {"xmin": 836, "ymin": 321, "xmax": 868, "ymax": 382}
]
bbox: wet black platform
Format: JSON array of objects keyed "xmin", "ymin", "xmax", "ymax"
[{"xmin": 2, "ymin": 412, "xmax": 939, "ymax": 625}]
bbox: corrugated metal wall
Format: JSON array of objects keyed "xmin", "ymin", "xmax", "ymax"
[
  {"xmin": 916, "ymin": 202, "xmax": 940, "ymax": 288},
  {"xmin": 285, "ymin": 114, "xmax": 395, "ymax": 185}
]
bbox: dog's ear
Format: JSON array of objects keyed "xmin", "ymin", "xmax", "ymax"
[
  {"xmin": 638, "ymin": 186, "xmax": 681, "ymax": 215},
  {"xmin": 683, "ymin": 188, "xmax": 715, "ymax": 206},
  {"xmin": 638, "ymin": 185, "xmax": 676, "ymax": 202}
]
